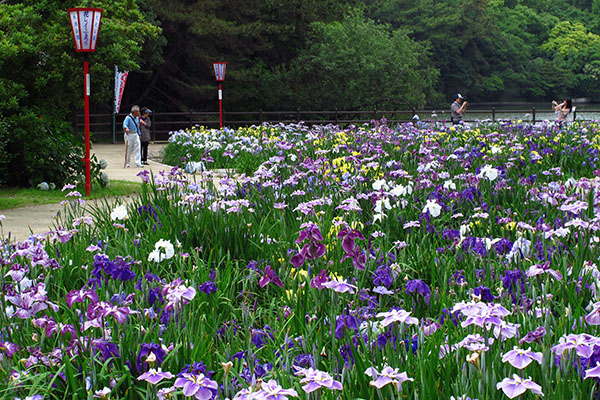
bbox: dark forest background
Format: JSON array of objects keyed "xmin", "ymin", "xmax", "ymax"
[
  {"xmin": 126, "ymin": 0, "xmax": 600, "ymax": 112},
  {"xmin": 2, "ymin": 0, "xmax": 600, "ymax": 186}
]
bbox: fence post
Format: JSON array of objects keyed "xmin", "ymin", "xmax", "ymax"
[
  {"xmin": 189, "ymin": 110, "xmax": 193, "ymax": 129},
  {"xmin": 492, "ymin": 107, "xmax": 496, "ymax": 122},
  {"xmin": 532, "ymin": 107, "xmax": 536, "ymax": 125},
  {"xmin": 259, "ymin": 109, "xmax": 263, "ymax": 124},
  {"xmin": 335, "ymin": 109, "xmax": 339, "ymax": 125},
  {"xmin": 373, "ymin": 107, "xmax": 377, "ymax": 121},
  {"xmin": 296, "ymin": 109, "xmax": 300, "ymax": 123}
]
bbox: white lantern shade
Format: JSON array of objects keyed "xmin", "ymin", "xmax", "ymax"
[
  {"xmin": 213, "ymin": 62, "xmax": 227, "ymax": 81},
  {"xmin": 68, "ymin": 8, "xmax": 103, "ymax": 52}
]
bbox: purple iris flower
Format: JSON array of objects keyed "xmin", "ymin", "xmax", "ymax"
[
  {"xmin": 94, "ymin": 340, "xmax": 120, "ymax": 364},
  {"xmin": 526, "ymin": 261, "xmax": 562, "ymax": 281},
  {"xmin": 405, "ymin": 279, "xmax": 431, "ymax": 304},
  {"xmin": 290, "ymin": 223, "xmax": 327, "ymax": 268},
  {"xmin": 87, "ymin": 301, "xmax": 135, "ymax": 324},
  {"xmin": 472, "ymin": 286, "xmax": 495, "ymax": 302},
  {"xmin": 339, "ymin": 228, "xmax": 367, "ymax": 270},
  {"xmin": 0, "ymin": 341, "xmax": 19, "ymax": 358},
  {"xmin": 65, "ymin": 288, "xmax": 99, "ymax": 308},
  {"xmin": 136, "ymin": 342, "xmax": 167, "ymax": 373},
  {"xmin": 310, "ymin": 269, "xmax": 329, "ymax": 289},
  {"xmin": 519, "ymin": 326, "xmax": 546, "ymax": 344},
  {"xmin": 365, "ymin": 366, "xmax": 413, "ymax": 392},
  {"xmin": 199, "ymin": 281, "xmax": 218, "ymax": 295},
  {"xmin": 258, "ymin": 265, "xmax": 283, "ymax": 288}
]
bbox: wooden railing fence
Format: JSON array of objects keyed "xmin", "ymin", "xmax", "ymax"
[{"xmin": 77, "ymin": 107, "xmax": 592, "ymax": 142}]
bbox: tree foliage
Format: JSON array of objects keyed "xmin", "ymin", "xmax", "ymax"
[
  {"xmin": 0, "ymin": 0, "xmax": 159, "ymax": 186},
  {"xmin": 4, "ymin": 0, "xmax": 600, "ymax": 186}
]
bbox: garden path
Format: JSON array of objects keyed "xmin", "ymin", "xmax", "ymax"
[{"xmin": 0, "ymin": 143, "xmax": 174, "ymax": 243}]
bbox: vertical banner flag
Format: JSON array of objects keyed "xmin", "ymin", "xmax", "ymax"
[{"xmin": 114, "ymin": 66, "xmax": 129, "ymax": 113}]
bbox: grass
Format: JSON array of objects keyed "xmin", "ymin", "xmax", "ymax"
[{"xmin": 0, "ymin": 180, "xmax": 142, "ymax": 209}]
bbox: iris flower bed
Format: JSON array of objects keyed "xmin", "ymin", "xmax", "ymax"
[{"xmin": 3, "ymin": 120, "xmax": 600, "ymax": 399}]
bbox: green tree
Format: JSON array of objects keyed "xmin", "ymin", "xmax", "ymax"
[
  {"xmin": 286, "ymin": 10, "xmax": 438, "ymax": 111},
  {"xmin": 127, "ymin": 0, "xmax": 358, "ymax": 112},
  {"xmin": 0, "ymin": 0, "xmax": 160, "ymax": 186}
]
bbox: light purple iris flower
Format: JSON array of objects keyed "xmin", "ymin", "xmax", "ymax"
[
  {"xmin": 585, "ymin": 302, "xmax": 600, "ymax": 325},
  {"xmin": 260, "ymin": 379, "xmax": 299, "ymax": 399},
  {"xmin": 137, "ymin": 368, "xmax": 174, "ymax": 384},
  {"xmin": 559, "ymin": 200, "xmax": 587, "ymax": 214},
  {"xmin": 162, "ymin": 278, "xmax": 197, "ymax": 312},
  {"xmin": 526, "ymin": 261, "xmax": 562, "ymax": 281},
  {"xmin": 501, "ymin": 347, "xmax": 543, "ymax": 369},
  {"xmin": 322, "ymin": 277, "xmax": 358, "ymax": 294},
  {"xmin": 496, "ymin": 375, "xmax": 543, "ymax": 398},
  {"xmin": 585, "ymin": 362, "xmax": 600, "ymax": 379},
  {"xmin": 297, "ymin": 368, "xmax": 342, "ymax": 393},
  {"xmin": 365, "ymin": 365, "xmax": 413, "ymax": 391},
  {"xmin": 552, "ymin": 333, "xmax": 600, "ymax": 358},
  {"xmin": 376, "ymin": 308, "xmax": 419, "ymax": 328},
  {"xmin": 173, "ymin": 373, "xmax": 217, "ymax": 400}
]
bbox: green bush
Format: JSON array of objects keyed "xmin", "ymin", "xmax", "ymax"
[{"xmin": 0, "ymin": 114, "xmax": 102, "ymax": 188}]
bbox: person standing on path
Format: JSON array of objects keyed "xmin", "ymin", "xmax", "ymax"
[
  {"xmin": 450, "ymin": 93, "xmax": 468, "ymax": 125},
  {"xmin": 123, "ymin": 105, "xmax": 143, "ymax": 168},
  {"xmin": 139, "ymin": 107, "xmax": 152, "ymax": 165}
]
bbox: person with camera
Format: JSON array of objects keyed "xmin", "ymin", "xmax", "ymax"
[
  {"xmin": 552, "ymin": 98, "xmax": 572, "ymax": 123},
  {"xmin": 450, "ymin": 93, "xmax": 468, "ymax": 125}
]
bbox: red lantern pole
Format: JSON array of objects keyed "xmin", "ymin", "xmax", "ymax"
[
  {"xmin": 84, "ymin": 56, "xmax": 91, "ymax": 196},
  {"xmin": 212, "ymin": 62, "xmax": 226, "ymax": 129},
  {"xmin": 218, "ymin": 83, "xmax": 223, "ymax": 129},
  {"xmin": 68, "ymin": 7, "xmax": 103, "ymax": 197}
]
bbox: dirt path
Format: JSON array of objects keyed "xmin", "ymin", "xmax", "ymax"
[{"xmin": 0, "ymin": 143, "xmax": 168, "ymax": 242}]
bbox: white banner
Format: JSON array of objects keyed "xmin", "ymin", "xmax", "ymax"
[{"xmin": 114, "ymin": 66, "xmax": 129, "ymax": 113}]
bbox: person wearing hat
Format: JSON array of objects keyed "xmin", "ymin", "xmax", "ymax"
[
  {"xmin": 139, "ymin": 107, "xmax": 152, "ymax": 165},
  {"xmin": 123, "ymin": 105, "xmax": 143, "ymax": 168},
  {"xmin": 450, "ymin": 94, "xmax": 468, "ymax": 125}
]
